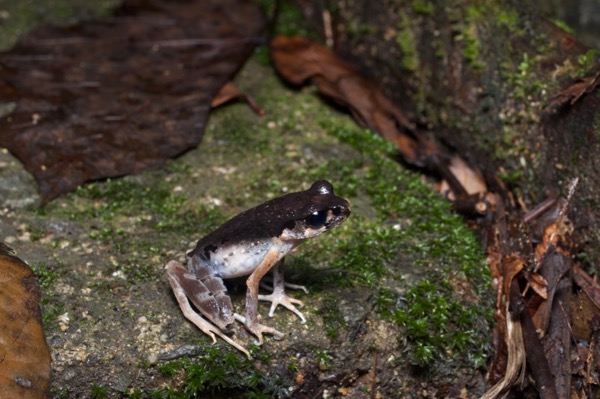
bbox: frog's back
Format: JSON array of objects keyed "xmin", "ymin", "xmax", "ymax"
[
  {"xmin": 187, "ymin": 180, "xmax": 348, "ymax": 272},
  {"xmin": 191, "ymin": 191, "xmax": 313, "ymax": 252}
]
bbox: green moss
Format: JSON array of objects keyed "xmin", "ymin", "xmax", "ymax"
[
  {"xmin": 389, "ymin": 276, "xmax": 491, "ymax": 367},
  {"xmin": 253, "ymin": 0, "xmax": 314, "ymax": 39},
  {"xmin": 317, "ymin": 293, "xmax": 349, "ymax": 339},
  {"xmin": 346, "ymin": 20, "xmax": 377, "ymax": 39},
  {"xmin": 124, "ymin": 388, "xmax": 144, "ymax": 399},
  {"xmin": 452, "ymin": 3, "xmax": 518, "ymax": 72},
  {"xmin": 497, "ymin": 9, "xmax": 519, "ymax": 29},
  {"xmin": 413, "ymin": 1, "xmax": 435, "ymax": 15},
  {"xmin": 508, "ymin": 52, "xmax": 548, "ymax": 100},
  {"xmin": 106, "ymin": 241, "xmax": 160, "ymax": 282},
  {"xmin": 317, "ymin": 119, "xmax": 492, "ymax": 369},
  {"xmin": 30, "ymin": 262, "xmax": 67, "ymax": 327},
  {"xmin": 66, "ymin": 177, "xmax": 186, "ymax": 223},
  {"xmin": 459, "ymin": 5, "xmax": 486, "ymax": 71},
  {"xmin": 40, "ymin": 302, "xmax": 66, "ymax": 329},
  {"xmin": 155, "ymin": 347, "xmax": 289, "ymax": 398},
  {"xmin": 396, "ymin": 14, "xmax": 419, "ymax": 72},
  {"xmin": 31, "ymin": 262, "xmax": 61, "ymax": 291},
  {"xmin": 551, "ymin": 18, "xmax": 575, "ymax": 35},
  {"xmin": 460, "ymin": 28, "xmax": 484, "ymax": 71},
  {"xmin": 577, "ymin": 49, "xmax": 600, "ymax": 72},
  {"xmin": 25, "ymin": 224, "xmax": 47, "ymax": 241},
  {"xmin": 90, "ymin": 383, "xmax": 108, "ymax": 399}
]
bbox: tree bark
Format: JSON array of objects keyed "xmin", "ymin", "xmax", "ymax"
[{"xmin": 304, "ymin": 0, "xmax": 600, "ymax": 269}]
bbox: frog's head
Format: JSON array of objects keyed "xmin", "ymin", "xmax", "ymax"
[{"xmin": 280, "ymin": 180, "xmax": 350, "ymax": 241}]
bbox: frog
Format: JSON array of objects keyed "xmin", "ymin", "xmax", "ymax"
[{"xmin": 165, "ymin": 180, "xmax": 350, "ymax": 357}]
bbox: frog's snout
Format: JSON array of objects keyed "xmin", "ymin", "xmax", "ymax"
[{"xmin": 334, "ymin": 200, "xmax": 351, "ymax": 216}]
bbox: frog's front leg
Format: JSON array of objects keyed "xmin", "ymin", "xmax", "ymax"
[
  {"xmin": 164, "ymin": 260, "xmax": 250, "ymax": 358},
  {"xmin": 258, "ymin": 259, "xmax": 307, "ymax": 323},
  {"xmin": 234, "ymin": 248, "xmax": 286, "ymax": 344}
]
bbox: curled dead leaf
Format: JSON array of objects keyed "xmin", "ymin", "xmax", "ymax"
[
  {"xmin": 211, "ymin": 82, "xmax": 264, "ymax": 115},
  {"xmin": 546, "ymin": 70, "xmax": 600, "ymax": 112},
  {"xmin": 270, "ymin": 35, "xmax": 422, "ymax": 162}
]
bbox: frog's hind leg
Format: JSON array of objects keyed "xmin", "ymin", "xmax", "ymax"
[
  {"xmin": 171, "ymin": 258, "xmax": 234, "ymax": 329},
  {"xmin": 165, "ymin": 261, "xmax": 250, "ymax": 358}
]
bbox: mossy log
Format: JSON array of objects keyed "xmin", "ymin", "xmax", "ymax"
[{"xmin": 305, "ymin": 0, "xmax": 600, "ymax": 269}]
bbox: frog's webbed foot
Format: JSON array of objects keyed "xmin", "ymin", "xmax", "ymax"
[
  {"xmin": 234, "ymin": 313, "xmax": 284, "ymax": 345},
  {"xmin": 165, "ymin": 261, "xmax": 250, "ymax": 358},
  {"xmin": 258, "ymin": 263, "xmax": 307, "ymax": 323},
  {"xmin": 258, "ymin": 291, "xmax": 306, "ymax": 323}
]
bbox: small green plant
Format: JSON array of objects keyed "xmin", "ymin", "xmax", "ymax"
[
  {"xmin": 26, "ymin": 224, "xmax": 47, "ymax": 241},
  {"xmin": 577, "ymin": 49, "xmax": 600, "ymax": 71},
  {"xmin": 51, "ymin": 387, "xmax": 70, "ymax": 399},
  {"xmin": 315, "ymin": 350, "xmax": 332, "ymax": 371},
  {"xmin": 30, "ymin": 262, "xmax": 61, "ymax": 291},
  {"xmin": 90, "ymin": 383, "xmax": 108, "ymax": 399},
  {"xmin": 287, "ymin": 360, "xmax": 298, "ymax": 373}
]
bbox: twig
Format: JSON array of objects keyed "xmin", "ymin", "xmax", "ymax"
[{"xmin": 524, "ymin": 197, "xmax": 557, "ymax": 224}]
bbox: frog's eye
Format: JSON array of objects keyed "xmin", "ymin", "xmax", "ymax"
[{"xmin": 307, "ymin": 210, "xmax": 327, "ymax": 228}]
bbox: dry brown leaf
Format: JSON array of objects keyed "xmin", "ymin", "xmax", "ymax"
[
  {"xmin": 0, "ymin": 243, "xmax": 51, "ymax": 398},
  {"xmin": 501, "ymin": 254, "xmax": 526, "ymax": 303},
  {"xmin": 0, "ymin": 0, "xmax": 265, "ymax": 202},
  {"xmin": 211, "ymin": 82, "xmax": 264, "ymax": 115},
  {"xmin": 523, "ymin": 270, "xmax": 548, "ymax": 300},
  {"xmin": 270, "ymin": 35, "xmax": 425, "ymax": 164},
  {"xmin": 546, "ymin": 70, "xmax": 600, "ymax": 111},
  {"xmin": 438, "ymin": 155, "xmax": 488, "ymax": 199}
]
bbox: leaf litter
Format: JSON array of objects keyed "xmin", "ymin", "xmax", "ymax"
[{"xmin": 0, "ymin": 0, "xmax": 265, "ymax": 203}]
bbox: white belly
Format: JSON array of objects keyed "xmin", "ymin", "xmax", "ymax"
[
  {"xmin": 210, "ymin": 242, "xmax": 270, "ymax": 278},
  {"xmin": 208, "ymin": 240, "xmax": 296, "ymax": 279}
]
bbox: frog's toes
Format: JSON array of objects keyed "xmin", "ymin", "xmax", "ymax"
[
  {"xmin": 234, "ymin": 313, "xmax": 284, "ymax": 344},
  {"xmin": 283, "ymin": 281, "xmax": 309, "ymax": 294},
  {"xmin": 258, "ymin": 292, "xmax": 306, "ymax": 323}
]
